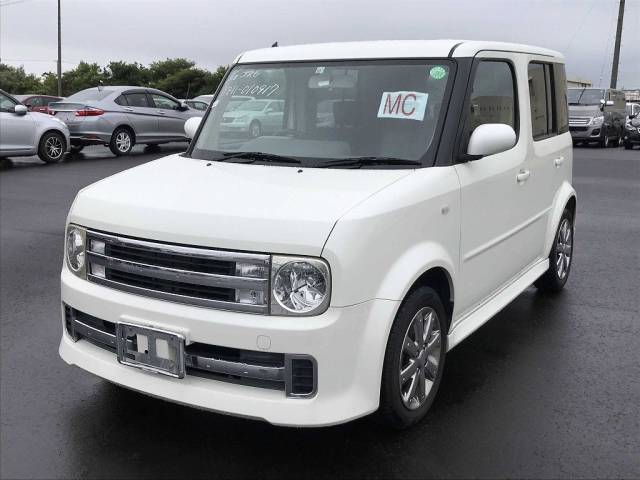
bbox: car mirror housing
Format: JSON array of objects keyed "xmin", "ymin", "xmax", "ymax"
[
  {"xmin": 13, "ymin": 105, "xmax": 28, "ymax": 116},
  {"xmin": 466, "ymin": 123, "xmax": 516, "ymax": 159},
  {"xmin": 177, "ymin": 101, "xmax": 189, "ymax": 111},
  {"xmin": 184, "ymin": 116, "xmax": 202, "ymax": 139}
]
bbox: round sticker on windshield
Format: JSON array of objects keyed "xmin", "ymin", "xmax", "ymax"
[{"xmin": 429, "ymin": 66, "xmax": 447, "ymax": 80}]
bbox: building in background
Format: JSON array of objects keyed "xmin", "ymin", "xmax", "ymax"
[{"xmin": 623, "ymin": 90, "xmax": 640, "ymax": 101}]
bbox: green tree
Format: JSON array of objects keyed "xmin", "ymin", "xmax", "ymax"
[
  {"xmin": 147, "ymin": 58, "xmax": 195, "ymax": 85},
  {"xmin": 0, "ymin": 64, "xmax": 44, "ymax": 94},
  {"xmin": 104, "ymin": 61, "xmax": 149, "ymax": 86},
  {"xmin": 60, "ymin": 61, "xmax": 107, "ymax": 96}
]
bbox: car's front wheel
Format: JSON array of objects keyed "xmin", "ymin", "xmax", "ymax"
[
  {"xmin": 600, "ymin": 134, "xmax": 610, "ymax": 148},
  {"xmin": 249, "ymin": 120, "xmax": 262, "ymax": 138},
  {"xmin": 535, "ymin": 208, "xmax": 574, "ymax": 293},
  {"xmin": 38, "ymin": 131, "xmax": 66, "ymax": 163},
  {"xmin": 379, "ymin": 286, "xmax": 447, "ymax": 429},
  {"xmin": 109, "ymin": 127, "xmax": 134, "ymax": 156}
]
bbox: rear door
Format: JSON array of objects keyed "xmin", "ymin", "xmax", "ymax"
[
  {"xmin": 149, "ymin": 93, "xmax": 186, "ymax": 139},
  {"xmin": 122, "ymin": 92, "xmax": 158, "ymax": 142},
  {"xmin": 526, "ymin": 60, "xmax": 571, "ymax": 256}
]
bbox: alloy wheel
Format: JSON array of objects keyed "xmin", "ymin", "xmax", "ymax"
[
  {"xmin": 556, "ymin": 218, "xmax": 573, "ymax": 279},
  {"xmin": 45, "ymin": 135, "xmax": 63, "ymax": 160},
  {"xmin": 116, "ymin": 132, "xmax": 131, "ymax": 152},
  {"xmin": 399, "ymin": 307, "xmax": 442, "ymax": 410}
]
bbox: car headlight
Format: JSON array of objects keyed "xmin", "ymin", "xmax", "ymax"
[
  {"xmin": 234, "ymin": 116, "xmax": 248, "ymax": 123},
  {"xmin": 66, "ymin": 225, "xmax": 86, "ymax": 277},
  {"xmin": 270, "ymin": 256, "xmax": 331, "ymax": 316},
  {"xmin": 589, "ymin": 115, "xmax": 604, "ymax": 126}
]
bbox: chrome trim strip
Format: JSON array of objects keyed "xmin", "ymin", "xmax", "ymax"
[
  {"xmin": 73, "ymin": 318, "xmax": 118, "ymax": 348},
  {"xmin": 87, "ymin": 230, "xmax": 270, "ymax": 266},
  {"xmin": 87, "ymin": 251, "xmax": 268, "ymax": 290},
  {"xmin": 87, "ymin": 274, "xmax": 268, "ymax": 314},
  {"xmin": 185, "ymin": 354, "xmax": 285, "ymax": 382}
]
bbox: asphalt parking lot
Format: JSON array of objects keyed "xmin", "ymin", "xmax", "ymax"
[{"xmin": 1, "ymin": 145, "xmax": 639, "ymax": 479}]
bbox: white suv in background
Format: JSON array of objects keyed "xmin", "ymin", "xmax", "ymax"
[{"xmin": 60, "ymin": 40, "xmax": 575, "ymax": 429}]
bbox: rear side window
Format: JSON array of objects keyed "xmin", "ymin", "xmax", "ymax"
[
  {"xmin": 66, "ymin": 89, "xmax": 113, "ymax": 102},
  {"xmin": 528, "ymin": 62, "xmax": 569, "ymax": 140},
  {"xmin": 465, "ymin": 60, "xmax": 518, "ymax": 141},
  {"xmin": 528, "ymin": 63, "xmax": 551, "ymax": 139},
  {"xmin": 114, "ymin": 95, "xmax": 128, "ymax": 106},
  {"xmin": 125, "ymin": 93, "xmax": 150, "ymax": 108}
]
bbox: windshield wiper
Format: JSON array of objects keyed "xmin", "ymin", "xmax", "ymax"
[
  {"xmin": 318, "ymin": 156, "xmax": 422, "ymax": 168},
  {"xmin": 217, "ymin": 151, "xmax": 301, "ymax": 164}
]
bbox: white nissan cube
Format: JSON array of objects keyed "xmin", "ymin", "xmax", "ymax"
[{"xmin": 60, "ymin": 40, "xmax": 575, "ymax": 428}]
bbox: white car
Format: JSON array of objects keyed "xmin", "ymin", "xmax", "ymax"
[
  {"xmin": 1, "ymin": 89, "xmax": 70, "ymax": 163},
  {"xmin": 220, "ymin": 99, "xmax": 284, "ymax": 137},
  {"xmin": 60, "ymin": 40, "xmax": 575, "ymax": 428}
]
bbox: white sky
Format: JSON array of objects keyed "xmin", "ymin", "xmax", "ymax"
[{"xmin": 1, "ymin": 0, "xmax": 639, "ymax": 88}]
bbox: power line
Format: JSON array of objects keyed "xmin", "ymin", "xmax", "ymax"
[{"xmin": 0, "ymin": 0, "xmax": 36, "ymax": 7}]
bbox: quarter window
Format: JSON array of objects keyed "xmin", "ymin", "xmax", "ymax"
[
  {"xmin": 465, "ymin": 60, "xmax": 517, "ymax": 143},
  {"xmin": 114, "ymin": 95, "xmax": 128, "ymax": 106},
  {"xmin": 552, "ymin": 64, "xmax": 569, "ymax": 134}
]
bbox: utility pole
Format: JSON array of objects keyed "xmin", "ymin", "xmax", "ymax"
[
  {"xmin": 610, "ymin": 0, "xmax": 625, "ymax": 89},
  {"xmin": 57, "ymin": 0, "xmax": 62, "ymax": 96}
]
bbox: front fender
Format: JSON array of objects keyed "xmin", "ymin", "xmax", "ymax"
[{"xmin": 544, "ymin": 180, "xmax": 576, "ymax": 256}]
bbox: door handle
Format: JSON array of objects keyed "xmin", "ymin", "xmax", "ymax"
[
  {"xmin": 123, "ymin": 107, "xmax": 133, "ymax": 112},
  {"xmin": 516, "ymin": 169, "xmax": 530, "ymax": 184},
  {"xmin": 157, "ymin": 110, "xmax": 166, "ymax": 115},
  {"xmin": 554, "ymin": 156, "xmax": 565, "ymax": 167}
]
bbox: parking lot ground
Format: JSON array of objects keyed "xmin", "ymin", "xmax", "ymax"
[{"xmin": 1, "ymin": 145, "xmax": 639, "ymax": 479}]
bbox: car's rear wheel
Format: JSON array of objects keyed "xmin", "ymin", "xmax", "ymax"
[
  {"xmin": 249, "ymin": 120, "xmax": 262, "ymax": 138},
  {"xmin": 379, "ymin": 286, "xmax": 447, "ymax": 429},
  {"xmin": 38, "ymin": 131, "xmax": 66, "ymax": 163},
  {"xmin": 535, "ymin": 208, "xmax": 574, "ymax": 293},
  {"xmin": 109, "ymin": 127, "xmax": 134, "ymax": 156}
]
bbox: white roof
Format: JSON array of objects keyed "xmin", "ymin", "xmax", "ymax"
[{"xmin": 238, "ymin": 40, "xmax": 563, "ymax": 63}]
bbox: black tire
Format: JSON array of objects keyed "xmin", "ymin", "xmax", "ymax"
[
  {"xmin": 70, "ymin": 145, "xmax": 84, "ymax": 154},
  {"xmin": 109, "ymin": 127, "xmax": 134, "ymax": 156},
  {"xmin": 378, "ymin": 286, "xmax": 447, "ymax": 429},
  {"xmin": 249, "ymin": 120, "xmax": 262, "ymax": 138},
  {"xmin": 535, "ymin": 208, "xmax": 574, "ymax": 293},
  {"xmin": 37, "ymin": 131, "xmax": 66, "ymax": 163},
  {"xmin": 624, "ymin": 142, "xmax": 632, "ymax": 150},
  {"xmin": 599, "ymin": 134, "xmax": 610, "ymax": 148}
]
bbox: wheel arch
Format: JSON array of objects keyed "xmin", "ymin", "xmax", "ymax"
[
  {"xmin": 544, "ymin": 181, "xmax": 577, "ymax": 256},
  {"xmin": 39, "ymin": 128, "xmax": 68, "ymax": 147},
  {"xmin": 113, "ymin": 124, "xmax": 136, "ymax": 142},
  {"xmin": 404, "ymin": 267, "xmax": 454, "ymax": 332}
]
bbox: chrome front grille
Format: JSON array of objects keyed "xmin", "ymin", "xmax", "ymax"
[
  {"xmin": 569, "ymin": 116, "xmax": 591, "ymax": 126},
  {"xmin": 85, "ymin": 230, "xmax": 270, "ymax": 313}
]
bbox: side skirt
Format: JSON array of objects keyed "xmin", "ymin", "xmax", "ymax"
[{"xmin": 447, "ymin": 258, "xmax": 549, "ymax": 351}]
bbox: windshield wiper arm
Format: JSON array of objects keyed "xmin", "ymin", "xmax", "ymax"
[
  {"xmin": 217, "ymin": 151, "xmax": 301, "ymax": 164},
  {"xmin": 318, "ymin": 156, "xmax": 422, "ymax": 168}
]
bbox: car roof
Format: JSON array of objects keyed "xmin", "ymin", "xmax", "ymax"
[{"xmin": 238, "ymin": 40, "xmax": 563, "ymax": 63}]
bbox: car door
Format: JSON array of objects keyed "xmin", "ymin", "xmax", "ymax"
[
  {"xmin": 526, "ymin": 60, "xmax": 571, "ymax": 256},
  {"xmin": 453, "ymin": 54, "xmax": 537, "ymax": 319},
  {"xmin": 0, "ymin": 92, "xmax": 36, "ymax": 154},
  {"xmin": 149, "ymin": 93, "xmax": 186, "ymax": 139},
  {"xmin": 122, "ymin": 92, "xmax": 158, "ymax": 142}
]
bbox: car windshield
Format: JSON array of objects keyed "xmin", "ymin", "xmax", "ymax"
[
  {"xmin": 191, "ymin": 60, "xmax": 454, "ymax": 168},
  {"xmin": 66, "ymin": 88, "xmax": 113, "ymax": 103},
  {"xmin": 568, "ymin": 88, "xmax": 605, "ymax": 106}
]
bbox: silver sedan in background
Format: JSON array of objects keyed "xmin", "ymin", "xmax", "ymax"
[
  {"xmin": 49, "ymin": 86, "xmax": 204, "ymax": 156},
  {"xmin": 0, "ymin": 89, "xmax": 70, "ymax": 163}
]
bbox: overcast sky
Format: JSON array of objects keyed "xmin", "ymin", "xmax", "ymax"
[{"xmin": 1, "ymin": 0, "xmax": 639, "ymax": 88}]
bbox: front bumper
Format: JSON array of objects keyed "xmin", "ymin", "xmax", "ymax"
[
  {"xmin": 623, "ymin": 126, "xmax": 640, "ymax": 144},
  {"xmin": 569, "ymin": 125, "xmax": 603, "ymax": 140},
  {"xmin": 59, "ymin": 266, "xmax": 399, "ymax": 426}
]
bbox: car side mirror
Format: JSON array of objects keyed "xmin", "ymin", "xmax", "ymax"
[
  {"xmin": 13, "ymin": 105, "xmax": 28, "ymax": 116},
  {"xmin": 466, "ymin": 123, "xmax": 516, "ymax": 159},
  {"xmin": 177, "ymin": 101, "xmax": 189, "ymax": 111},
  {"xmin": 184, "ymin": 116, "xmax": 202, "ymax": 139}
]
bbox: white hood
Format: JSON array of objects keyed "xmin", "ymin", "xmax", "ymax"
[{"xmin": 69, "ymin": 154, "xmax": 412, "ymax": 256}]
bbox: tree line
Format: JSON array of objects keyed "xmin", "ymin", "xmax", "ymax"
[{"xmin": 0, "ymin": 59, "xmax": 228, "ymax": 99}]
